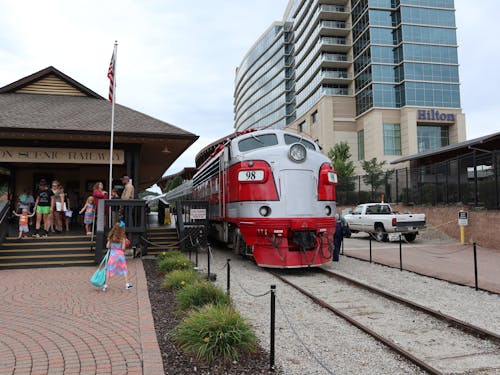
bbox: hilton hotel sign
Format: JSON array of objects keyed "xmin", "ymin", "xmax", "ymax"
[
  {"xmin": 0, "ymin": 147, "xmax": 125, "ymax": 164},
  {"xmin": 417, "ymin": 109, "xmax": 456, "ymax": 122}
]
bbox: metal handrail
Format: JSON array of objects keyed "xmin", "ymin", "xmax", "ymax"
[{"xmin": 0, "ymin": 201, "xmax": 10, "ymax": 244}]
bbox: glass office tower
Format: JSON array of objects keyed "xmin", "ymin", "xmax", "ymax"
[{"xmin": 234, "ymin": 0, "xmax": 465, "ymax": 166}]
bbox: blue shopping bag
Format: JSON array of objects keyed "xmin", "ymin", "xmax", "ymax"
[{"xmin": 90, "ymin": 250, "xmax": 110, "ymax": 287}]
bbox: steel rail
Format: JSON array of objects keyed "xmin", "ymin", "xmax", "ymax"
[
  {"xmin": 317, "ymin": 268, "xmax": 500, "ymax": 344},
  {"xmin": 268, "ymin": 269, "xmax": 443, "ymax": 375}
]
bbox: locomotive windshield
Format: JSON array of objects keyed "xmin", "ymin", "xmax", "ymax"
[
  {"xmin": 283, "ymin": 134, "xmax": 316, "ymax": 150},
  {"xmin": 238, "ymin": 133, "xmax": 278, "ymax": 152}
]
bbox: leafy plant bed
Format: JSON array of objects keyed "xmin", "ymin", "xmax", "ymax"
[{"xmin": 143, "ymin": 259, "xmax": 275, "ymax": 374}]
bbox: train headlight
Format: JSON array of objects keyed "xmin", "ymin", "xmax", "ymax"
[
  {"xmin": 324, "ymin": 206, "xmax": 332, "ymax": 216},
  {"xmin": 289, "ymin": 143, "xmax": 307, "ymax": 163},
  {"xmin": 259, "ymin": 205, "xmax": 271, "ymax": 217}
]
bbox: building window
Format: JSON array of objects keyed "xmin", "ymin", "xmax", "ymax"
[
  {"xmin": 383, "ymin": 123, "xmax": 402, "ymax": 155},
  {"xmin": 357, "ymin": 130, "xmax": 365, "ymax": 160},
  {"xmin": 311, "ymin": 110, "xmax": 318, "ymax": 123},
  {"xmin": 417, "ymin": 125, "xmax": 449, "ymax": 152},
  {"xmin": 298, "ymin": 121, "xmax": 307, "ymax": 132}
]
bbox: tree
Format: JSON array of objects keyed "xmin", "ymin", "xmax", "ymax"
[
  {"xmin": 361, "ymin": 158, "xmax": 391, "ymax": 200},
  {"xmin": 164, "ymin": 175, "xmax": 183, "ymax": 193},
  {"xmin": 327, "ymin": 142, "xmax": 355, "ymax": 192}
]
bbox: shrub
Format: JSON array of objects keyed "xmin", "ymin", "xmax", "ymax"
[
  {"xmin": 157, "ymin": 253, "xmax": 193, "ymax": 273},
  {"xmin": 162, "ymin": 269, "xmax": 200, "ymax": 290},
  {"xmin": 157, "ymin": 250, "xmax": 183, "ymax": 262},
  {"xmin": 176, "ymin": 280, "xmax": 230, "ymax": 310},
  {"xmin": 175, "ymin": 304, "xmax": 257, "ymax": 363}
]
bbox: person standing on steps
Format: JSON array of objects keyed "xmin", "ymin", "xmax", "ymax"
[
  {"xmin": 119, "ymin": 175, "xmax": 135, "ymax": 224},
  {"xmin": 12, "ymin": 208, "xmax": 35, "ymax": 239},
  {"xmin": 33, "ymin": 180, "xmax": 55, "ymax": 237}
]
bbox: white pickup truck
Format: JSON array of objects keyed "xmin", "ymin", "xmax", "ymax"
[{"xmin": 344, "ymin": 203, "xmax": 426, "ymax": 242}]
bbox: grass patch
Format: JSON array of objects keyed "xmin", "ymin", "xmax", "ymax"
[
  {"xmin": 176, "ymin": 280, "xmax": 230, "ymax": 310},
  {"xmin": 162, "ymin": 269, "xmax": 201, "ymax": 290},
  {"xmin": 175, "ymin": 304, "xmax": 257, "ymax": 363},
  {"xmin": 158, "ymin": 252, "xmax": 193, "ymax": 273}
]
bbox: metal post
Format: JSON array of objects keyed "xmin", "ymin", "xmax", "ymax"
[
  {"xmin": 369, "ymin": 236, "xmax": 372, "ymax": 263},
  {"xmin": 395, "ymin": 169, "xmax": 399, "ymax": 204},
  {"xmin": 473, "ymin": 149, "xmax": 478, "ymax": 206},
  {"xmin": 457, "ymin": 157, "xmax": 461, "ymax": 203},
  {"xmin": 399, "ymin": 234, "xmax": 403, "ymax": 271},
  {"xmin": 358, "ymin": 175, "xmax": 361, "ymax": 204},
  {"xmin": 195, "ymin": 243, "xmax": 199, "ymax": 268},
  {"xmin": 270, "ymin": 285, "xmax": 276, "ymax": 372},
  {"xmin": 494, "ymin": 151, "xmax": 499, "ymax": 209},
  {"xmin": 341, "ymin": 236, "xmax": 344, "ymax": 255},
  {"xmin": 405, "ymin": 167, "xmax": 409, "ymax": 204},
  {"xmin": 473, "ymin": 242, "xmax": 478, "ymax": 291},
  {"xmin": 207, "ymin": 243, "xmax": 211, "ymax": 280},
  {"xmin": 226, "ymin": 259, "xmax": 231, "ymax": 295}
]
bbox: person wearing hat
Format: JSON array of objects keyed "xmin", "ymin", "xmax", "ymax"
[
  {"xmin": 118, "ymin": 176, "xmax": 135, "ymax": 228},
  {"xmin": 120, "ymin": 175, "xmax": 135, "ymax": 200}
]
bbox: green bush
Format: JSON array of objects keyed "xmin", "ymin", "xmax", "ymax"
[
  {"xmin": 162, "ymin": 269, "xmax": 200, "ymax": 290},
  {"xmin": 176, "ymin": 280, "xmax": 231, "ymax": 310},
  {"xmin": 158, "ymin": 253, "xmax": 193, "ymax": 273},
  {"xmin": 157, "ymin": 250, "xmax": 183, "ymax": 262},
  {"xmin": 175, "ymin": 304, "xmax": 257, "ymax": 363}
]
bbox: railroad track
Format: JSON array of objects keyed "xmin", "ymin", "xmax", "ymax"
[{"xmin": 268, "ymin": 268, "xmax": 500, "ymax": 375}]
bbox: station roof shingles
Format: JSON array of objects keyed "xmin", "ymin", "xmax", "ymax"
[
  {"xmin": 0, "ymin": 92, "xmax": 193, "ymax": 137},
  {"xmin": 0, "ymin": 66, "xmax": 198, "ymax": 188}
]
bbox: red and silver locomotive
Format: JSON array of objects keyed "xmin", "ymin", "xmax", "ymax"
[{"xmin": 191, "ymin": 129, "xmax": 338, "ymax": 268}]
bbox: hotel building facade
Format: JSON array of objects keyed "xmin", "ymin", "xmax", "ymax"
[{"xmin": 234, "ymin": 0, "xmax": 466, "ymax": 171}]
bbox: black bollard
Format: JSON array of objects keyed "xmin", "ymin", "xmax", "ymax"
[
  {"xmin": 341, "ymin": 236, "xmax": 344, "ymax": 255},
  {"xmin": 473, "ymin": 242, "xmax": 478, "ymax": 291},
  {"xmin": 195, "ymin": 243, "xmax": 199, "ymax": 269},
  {"xmin": 369, "ymin": 236, "xmax": 372, "ymax": 263},
  {"xmin": 227, "ymin": 259, "xmax": 231, "ymax": 295},
  {"xmin": 207, "ymin": 244, "xmax": 211, "ymax": 279},
  {"xmin": 270, "ymin": 285, "xmax": 276, "ymax": 372},
  {"xmin": 399, "ymin": 234, "xmax": 403, "ymax": 271}
]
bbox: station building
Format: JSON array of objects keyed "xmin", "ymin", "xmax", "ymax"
[
  {"xmin": 234, "ymin": 0, "xmax": 466, "ymax": 172},
  {"xmin": 0, "ymin": 66, "xmax": 198, "ymax": 205}
]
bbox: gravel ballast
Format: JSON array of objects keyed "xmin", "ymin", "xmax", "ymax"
[{"xmin": 193, "ymin": 245, "xmax": 500, "ymax": 375}]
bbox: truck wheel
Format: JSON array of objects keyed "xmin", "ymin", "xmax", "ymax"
[
  {"xmin": 404, "ymin": 233, "xmax": 416, "ymax": 242},
  {"xmin": 374, "ymin": 225, "xmax": 388, "ymax": 242}
]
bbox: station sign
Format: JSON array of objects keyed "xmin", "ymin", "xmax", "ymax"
[
  {"xmin": 0, "ymin": 147, "xmax": 124, "ymax": 164},
  {"xmin": 458, "ymin": 211, "xmax": 468, "ymax": 226}
]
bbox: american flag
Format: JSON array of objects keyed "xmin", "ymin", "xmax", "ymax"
[{"xmin": 107, "ymin": 49, "xmax": 116, "ymax": 102}]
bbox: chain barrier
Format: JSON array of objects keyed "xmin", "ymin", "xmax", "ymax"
[
  {"xmin": 232, "ymin": 273, "xmax": 271, "ymax": 298},
  {"xmin": 275, "ymin": 295, "xmax": 336, "ymax": 375},
  {"xmin": 139, "ymin": 233, "xmax": 194, "ymax": 249}
]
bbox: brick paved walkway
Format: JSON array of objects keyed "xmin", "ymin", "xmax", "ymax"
[{"xmin": 0, "ymin": 259, "xmax": 163, "ymax": 374}]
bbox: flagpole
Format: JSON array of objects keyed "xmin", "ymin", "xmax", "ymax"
[{"xmin": 109, "ymin": 41, "xmax": 118, "ymax": 198}]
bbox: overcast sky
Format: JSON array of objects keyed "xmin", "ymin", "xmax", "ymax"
[{"xmin": 0, "ymin": 1, "xmax": 498, "ymax": 186}]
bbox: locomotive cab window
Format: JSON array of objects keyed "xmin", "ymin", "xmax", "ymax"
[
  {"xmin": 238, "ymin": 133, "xmax": 278, "ymax": 152},
  {"xmin": 284, "ymin": 134, "xmax": 316, "ymax": 150}
]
